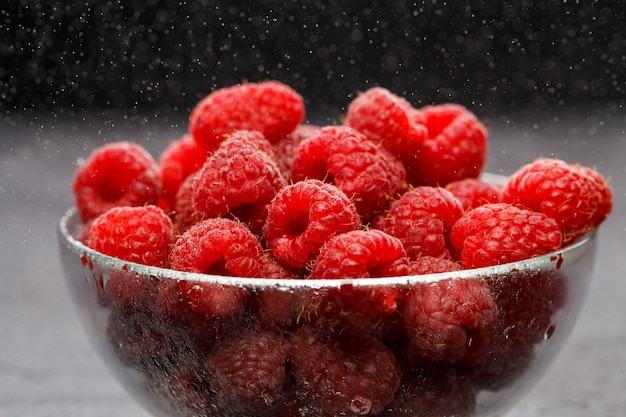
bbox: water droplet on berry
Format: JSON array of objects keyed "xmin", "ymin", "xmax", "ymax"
[{"xmin": 544, "ymin": 322, "xmax": 557, "ymax": 340}]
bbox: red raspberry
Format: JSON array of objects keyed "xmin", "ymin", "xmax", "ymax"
[
  {"xmin": 87, "ymin": 205, "xmax": 173, "ymax": 268},
  {"xmin": 273, "ymin": 123, "xmax": 320, "ymax": 178},
  {"xmin": 310, "ymin": 229, "xmax": 409, "ymax": 279},
  {"xmin": 72, "ymin": 141, "xmax": 162, "ymax": 222},
  {"xmin": 408, "ymin": 256, "xmax": 462, "ymax": 275},
  {"xmin": 192, "ymin": 130, "xmax": 287, "ymax": 235},
  {"xmin": 463, "ymin": 269, "xmax": 567, "ymax": 390},
  {"xmin": 158, "ymin": 134, "xmax": 208, "ymax": 210},
  {"xmin": 401, "ymin": 278, "xmax": 498, "ymax": 362},
  {"xmin": 169, "ymin": 217, "xmax": 265, "ymax": 316},
  {"xmin": 344, "ymin": 86, "xmax": 428, "ymax": 162},
  {"xmin": 372, "ymin": 186, "xmax": 464, "ymax": 260},
  {"xmin": 291, "ymin": 326, "xmax": 401, "ymax": 417},
  {"xmin": 450, "ymin": 203, "xmax": 562, "ymax": 268},
  {"xmin": 189, "ymin": 80, "xmax": 305, "ymax": 150},
  {"xmin": 502, "ymin": 158, "xmax": 613, "ymax": 242},
  {"xmin": 412, "ymin": 103, "xmax": 488, "ymax": 187},
  {"xmin": 206, "ymin": 330, "xmax": 291, "ymax": 415},
  {"xmin": 171, "ymin": 171, "xmax": 200, "ymax": 234},
  {"xmin": 292, "ymin": 125, "xmax": 408, "ymax": 221},
  {"xmin": 262, "ymin": 179, "xmax": 362, "ymax": 270},
  {"xmin": 445, "ymin": 177, "xmax": 503, "ymax": 211},
  {"xmin": 170, "ymin": 217, "xmax": 264, "ymax": 277}
]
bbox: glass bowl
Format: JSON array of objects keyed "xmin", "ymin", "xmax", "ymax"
[{"xmin": 57, "ymin": 192, "xmax": 598, "ymax": 417}]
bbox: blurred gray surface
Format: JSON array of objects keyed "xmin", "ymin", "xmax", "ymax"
[{"xmin": 1, "ymin": 108, "xmax": 625, "ymax": 416}]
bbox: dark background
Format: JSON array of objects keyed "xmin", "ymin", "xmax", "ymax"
[{"xmin": 2, "ymin": 0, "xmax": 625, "ymax": 121}]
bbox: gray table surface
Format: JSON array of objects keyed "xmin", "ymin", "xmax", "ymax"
[{"xmin": 1, "ymin": 107, "xmax": 625, "ymax": 416}]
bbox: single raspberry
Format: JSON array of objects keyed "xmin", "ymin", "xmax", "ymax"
[
  {"xmin": 401, "ymin": 277, "xmax": 498, "ymax": 362},
  {"xmin": 273, "ymin": 123, "xmax": 320, "ymax": 179},
  {"xmin": 344, "ymin": 86, "xmax": 428, "ymax": 163},
  {"xmin": 170, "ymin": 217, "xmax": 264, "ymax": 277},
  {"xmin": 206, "ymin": 330, "xmax": 291, "ymax": 415},
  {"xmin": 189, "ymin": 80, "xmax": 305, "ymax": 150},
  {"xmin": 192, "ymin": 130, "xmax": 287, "ymax": 235},
  {"xmin": 445, "ymin": 177, "xmax": 503, "ymax": 211},
  {"xmin": 449, "ymin": 203, "xmax": 563, "ymax": 268},
  {"xmin": 411, "ymin": 103, "xmax": 488, "ymax": 187},
  {"xmin": 169, "ymin": 217, "xmax": 265, "ymax": 316},
  {"xmin": 502, "ymin": 158, "xmax": 613, "ymax": 242},
  {"xmin": 291, "ymin": 326, "xmax": 401, "ymax": 417},
  {"xmin": 310, "ymin": 229, "xmax": 409, "ymax": 279},
  {"xmin": 408, "ymin": 256, "xmax": 462, "ymax": 275},
  {"xmin": 72, "ymin": 141, "xmax": 162, "ymax": 222},
  {"xmin": 372, "ymin": 186, "xmax": 464, "ymax": 260},
  {"xmin": 463, "ymin": 269, "xmax": 567, "ymax": 390},
  {"xmin": 262, "ymin": 179, "xmax": 362, "ymax": 270},
  {"xmin": 87, "ymin": 205, "xmax": 173, "ymax": 267},
  {"xmin": 291, "ymin": 125, "xmax": 408, "ymax": 221},
  {"xmin": 158, "ymin": 134, "xmax": 208, "ymax": 210}
]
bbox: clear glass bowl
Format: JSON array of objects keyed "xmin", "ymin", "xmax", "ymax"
[{"xmin": 57, "ymin": 194, "xmax": 598, "ymax": 417}]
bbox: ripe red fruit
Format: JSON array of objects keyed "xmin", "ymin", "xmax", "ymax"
[
  {"xmin": 72, "ymin": 141, "xmax": 162, "ymax": 222},
  {"xmin": 445, "ymin": 177, "xmax": 503, "ymax": 211},
  {"xmin": 206, "ymin": 330, "xmax": 291, "ymax": 415},
  {"xmin": 291, "ymin": 326, "xmax": 402, "ymax": 417},
  {"xmin": 87, "ymin": 205, "xmax": 173, "ymax": 268},
  {"xmin": 372, "ymin": 186, "xmax": 464, "ymax": 260},
  {"xmin": 189, "ymin": 80, "xmax": 305, "ymax": 150},
  {"xmin": 450, "ymin": 203, "xmax": 563, "ymax": 268},
  {"xmin": 502, "ymin": 158, "xmax": 613, "ymax": 242},
  {"xmin": 262, "ymin": 179, "xmax": 362, "ymax": 270},
  {"xmin": 158, "ymin": 134, "xmax": 208, "ymax": 210},
  {"xmin": 413, "ymin": 103, "xmax": 488, "ymax": 187}
]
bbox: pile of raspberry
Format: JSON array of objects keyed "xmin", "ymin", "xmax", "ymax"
[{"xmin": 72, "ymin": 81, "xmax": 612, "ymax": 417}]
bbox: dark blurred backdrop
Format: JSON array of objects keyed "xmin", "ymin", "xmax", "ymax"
[{"xmin": 2, "ymin": 0, "xmax": 625, "ymax": 119}]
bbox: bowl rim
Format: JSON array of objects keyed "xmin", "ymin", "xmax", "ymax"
[{"xmin": 58, "ymin": 204, "xmax": 597, "ymax": 290}]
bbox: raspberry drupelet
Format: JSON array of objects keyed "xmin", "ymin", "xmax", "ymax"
[
  {"xmin": 291, "ymin": 125, "xmax": 408, "ymax": 222},
  {"xmin": 189, "ymin": 80, "xmax": 305, "ymax": 151},
  {"xmin": 72, "ymin": 141, "xmax": 162, "ymax": 222}
]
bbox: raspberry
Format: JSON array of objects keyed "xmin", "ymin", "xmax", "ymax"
[
  {"xmin": 502, "ymin": 158, "xmax": 613, "ymax": 242},
  {"xmin": 206, "ymin": 330, "xmax": 291, "ymax": 415},
  {"xmin": 87, "ymin": 205, "xmax": 173, "ymax": 267},
  {"xmin": 170, "ymin": 217, "xmax": 264, "ymax": 277},
  {"xmin": 449, "ymin": 203, "xmax": 563, "ymax": 268},
  {"xmin": 262, "ymin": 179, "xmax": 362, "ymax": 270},
  {"xmin": 463, "ymin": 269, "xmax": 567, "ymax": 390},
  {"xmin": 412, "ymin": 103, "xmax": 488, "ymax": 187},
  {"xmin": 372, "ymin": 186, "xmax": 464, "ymax": 260},
  {"xmin": 158, "ymin": 134, "xmax": 208, "ymax": 210},
  {"xmin": 189, "ymin": 80, "xmax": 305, "ymax": 150},
  {"xmin": 291, "ymin": 326, "xmax": 401, "ymax": 417},
  {"xmin": 401, "ymin": 277, "xmax": 498, "ymax": 362},
  {"xmin": 408, "ymin": 256, "xmax": 462, "ymax": 275},
  {"xmin": 171, "ymin": 171, "xmax": 200, "ymax": 234},
  {"xmin": 445, "ymin": 177, "xmax": 503, "ymax": 211},
  {"xmin": 169, "ymin": 217, "xmax": 265, "ymax": 316},
  {"xmin": 292, "ymin": 125, "xmax": 408, "ymax": 221},
  {"xmin": 192, "ymin": 130, "xmax": 287, "ymax": 235},
  {"xmin": 310, "ymin": 229, "xmax": 409, "ymax": 279},
  {"xmin": 344, "ymin": 86, "xmax": 428, "ymax": 162},
  {"xmin": 273, "ymin": 123, "xmax": 320, "ymax": 178},
  {"xmin": 72, "ymin": 141, "xmax": 162, "ymax": 222}
]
